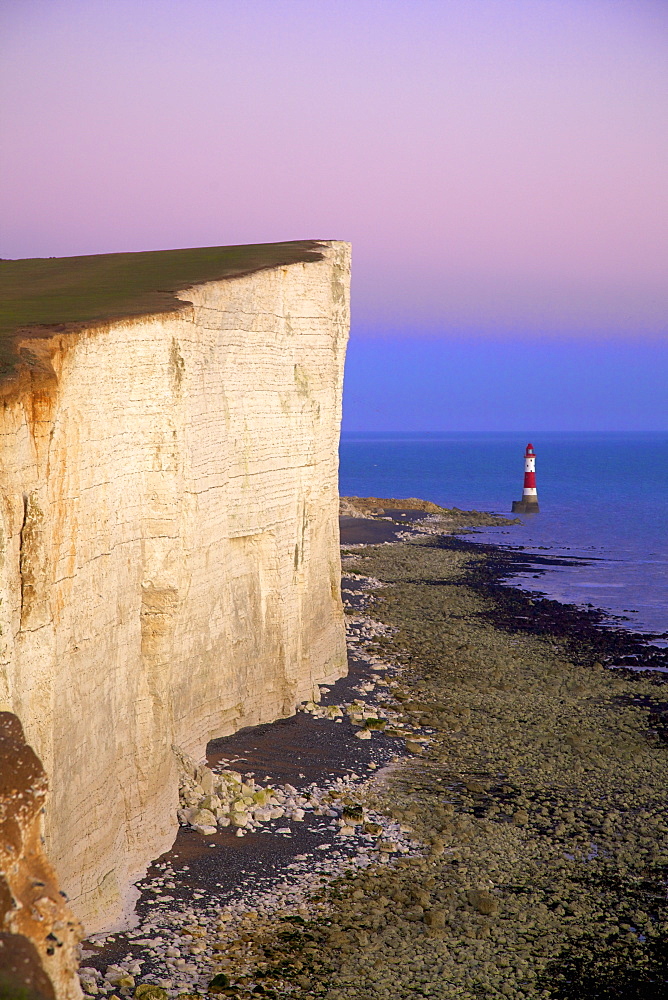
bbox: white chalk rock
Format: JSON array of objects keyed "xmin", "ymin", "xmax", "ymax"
[
  {"xmin": 200, "ymin": 794, "xmax": 222, "ymax": 812},
  {"xmin": 189, "ymin": 808, "xmax": 217, "ymax": 828},
  {"xmin": 200, "ymin": 769, "xmax": 215, "ymax": 795}
]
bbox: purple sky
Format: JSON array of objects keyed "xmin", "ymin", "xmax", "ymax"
[{"xmin": 2, "ymin": 0, "xmax": 667, "ymax": 428}]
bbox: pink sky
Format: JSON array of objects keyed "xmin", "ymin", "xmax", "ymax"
[{"xmin": 1, "ymin": 0, "xmax": 667, "ymax": 338}]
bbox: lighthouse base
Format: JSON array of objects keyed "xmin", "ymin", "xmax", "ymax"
[{"xmin": 512, "ymin": 500, "xmax": 540, "ymax": 513}]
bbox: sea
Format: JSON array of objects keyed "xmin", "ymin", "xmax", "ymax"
[{"xmin": 339, "ymin": 432, "xmax": 668, "ymax": 648}]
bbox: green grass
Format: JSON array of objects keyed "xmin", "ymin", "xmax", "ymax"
[{"xmin": 0, "ymin": 240, "xmax": 324, "ymax": 379}]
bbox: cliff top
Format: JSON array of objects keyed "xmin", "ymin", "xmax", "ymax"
[{"xmin": 0, "ymin": 240, "xmax": 325, "ymax": 380}]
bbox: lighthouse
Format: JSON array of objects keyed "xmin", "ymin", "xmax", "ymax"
[{"xmin": 512, "ymin": 442, "xmax": 540, "ymax": 513}]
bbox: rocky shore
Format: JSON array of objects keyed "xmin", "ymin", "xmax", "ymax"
[{"xmin": 79, "ymin": 504, "xmax": 667, "ymax": 1000}]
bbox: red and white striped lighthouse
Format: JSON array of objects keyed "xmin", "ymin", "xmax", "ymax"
[{"xmin": 512, "ymin": 442, "xmax": 540, "ymax": 513}]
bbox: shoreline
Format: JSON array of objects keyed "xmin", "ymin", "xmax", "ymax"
[
  {"xmin": 457, "ymin": 517, "xmax": 668, "ymax": 647},
  {"xmin": 79, "ymin": 506, "xmax": 668, "ymax": 999},
  {"xmin": 437, "ymin": 534, "xmax": 668, "ymax": 670}
]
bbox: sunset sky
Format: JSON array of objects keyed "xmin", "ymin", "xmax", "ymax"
[{"xmin": 2, "ymin": 0, "xmax": 667, "ymax": 429}]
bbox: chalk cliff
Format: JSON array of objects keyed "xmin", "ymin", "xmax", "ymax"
[{"xmin": 0, "ymin": 241, "xmax": 350, "ymax": 933}]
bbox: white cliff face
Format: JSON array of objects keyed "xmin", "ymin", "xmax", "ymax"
[{"xmin": 0, "ymin": 242, "xmax": 350, "ymax": 933}]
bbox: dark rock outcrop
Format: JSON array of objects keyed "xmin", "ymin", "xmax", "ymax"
[{"xmin": 0, "ymin": 712, "xmax": 82, "ymax": 1000}]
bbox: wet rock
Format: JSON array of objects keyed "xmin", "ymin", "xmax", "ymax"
[
  {"xmin": 429, "ymin": 838, "xmax": 445, "ymax": 856},
  {"xmin": 424, "ymin": 908, "xmax": 446, "ymax": 929},
  {"xmin": 364, "ymin": 822, "xmax": 383, "ymax": 836},
  {"xmin": 377, "ymin": 841, "xmax": 398, "ymax": 853},
  {"xmin": 363, "ymin": 718, "xmax": 387, "ymax": 730},
  {"xmin": 133, "ymin": 987, "xmax": 168, "ymax": 1000},
  {"xmin": 207, "ymin": 972, "xmax": 230, "ymax": 993},
  {"xmin": 467, "ymin": 890, "xmax": 499, "ymax": 916}
]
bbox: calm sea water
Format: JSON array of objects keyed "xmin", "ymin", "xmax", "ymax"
[{"xmin": 339, "ymin": 432, "xmax": 668, "ymax": 644}]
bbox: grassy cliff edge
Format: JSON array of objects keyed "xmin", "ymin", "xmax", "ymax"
[{"xmin": 0, "ymin": 240, "xmax": 325, "ymax": 381}]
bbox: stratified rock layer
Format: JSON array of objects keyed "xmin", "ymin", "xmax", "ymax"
[
  {"xmin": 0, "ymin": 712, "xmax": 82, "ymax": 1000},
  {"xmin": 0, "ymin": 241, "xmax": 350, "ymax": 932}
]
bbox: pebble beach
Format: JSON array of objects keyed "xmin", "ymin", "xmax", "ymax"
[{"xmin": 79, "ymin": 501, "xmax": 668, "ymax": 1000}]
